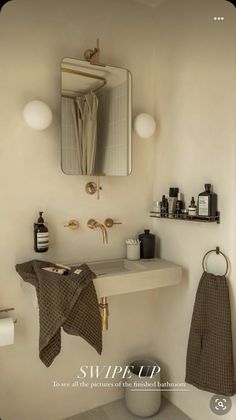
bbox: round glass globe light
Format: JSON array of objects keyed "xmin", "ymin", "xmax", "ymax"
[
  {"xmin": 23, "ymin": 100, "xmax": 53, "ymax": 130},
  {"xmin": 134, "ymin": 113, "xmax": 156, "ymax": 138}
]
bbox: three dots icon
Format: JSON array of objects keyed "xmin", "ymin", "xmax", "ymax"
[{"xmin": 213, "ymin": 17, "xmax": 224, "ymax": 20}]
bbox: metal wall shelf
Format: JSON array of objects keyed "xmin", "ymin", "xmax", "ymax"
[{"xmin": 150, "ymin": 211, "xmax": 220, "ymax": 224}]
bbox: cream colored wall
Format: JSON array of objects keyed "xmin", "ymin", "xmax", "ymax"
[
  {"xmin": 1, "ymin": 1, "xmax": 235, "ymax": 419},
  {"xmin": 151, "ymin": 0, "xmax": 236, "ymax": 419},
  {"xmin": 0, "ymin": 1, "xmax": 157, "ymax": 419}
]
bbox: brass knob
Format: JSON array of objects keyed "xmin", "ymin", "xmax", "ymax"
[
  {"xmin": 85, "ymin": 177, "xmax": 102, "ymax": 200},
  {"xmin": 64, "ymin": 219, "xmax": 80, "ymax": 230},
  {"xmin": 104, "ymin": 218, "xmax": 122, "ymax": 228},
  {"xmin": 87, "ymin": 219, "xmax": 98, "ymax": 229},
  {"xmin": 85, "ymin": 182, "xmax": 98, "ymax": 195}
]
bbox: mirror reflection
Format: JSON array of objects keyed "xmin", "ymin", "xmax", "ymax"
[{"xmin": 61, "ymin": 58, "xmax": 132, "ymax": 176}]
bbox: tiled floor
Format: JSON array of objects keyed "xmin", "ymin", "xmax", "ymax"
[{"xmin": 64, "ymin": 397, "xmax": 191, "ymax": 420}]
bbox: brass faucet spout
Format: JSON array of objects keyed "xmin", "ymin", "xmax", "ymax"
[
  {"xmin": 100, "ymin": 224, "xmax": 105, "ymax": 244},
  {"xmin": 100, "ymin": 224, "xmax": 108, "ymax": 244},
  {"xmin": 87, "ymin": 219, "xmax": 108, "ymax": 244}
]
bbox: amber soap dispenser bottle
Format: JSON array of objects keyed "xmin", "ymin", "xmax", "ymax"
[{"xmin": 34, "ymin": 211, "xmax": 49, "ymax": 253}]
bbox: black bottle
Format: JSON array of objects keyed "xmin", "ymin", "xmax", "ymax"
[
  {"xmin": 160, "ymin": 195, "xmax": 168, "ymax": 217},
  {"xmin": 138, "ymin": 229, "xmax": 155, "ymax": 259},
  {"xmin": 175, "ymin": 192, "xmax": 183, "ymax": 217},
  {"xmin": 34, "ymin": 212, "xmax": 49, "ymax": 253},
  {"xmin": 198, "ymin": 184, "xmax": 217, "ymax": 217},
  {"xmin": 165, "ymin": 197, "xmax": 169, "ymax": 217}
]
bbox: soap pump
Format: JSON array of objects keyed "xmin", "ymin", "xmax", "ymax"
[{"xmin": 34, "ymin": 211, "xmax": 49, "ymax": 253}]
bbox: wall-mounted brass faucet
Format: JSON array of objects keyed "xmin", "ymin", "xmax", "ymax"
[{"xmin": 87, "ymin": 219, "xmax": 108, "ymax": 244}]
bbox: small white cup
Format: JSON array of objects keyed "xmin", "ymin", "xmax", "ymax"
[{"xmin": 127, "ymin": 243, "xmax": 140, "ymax": 260}]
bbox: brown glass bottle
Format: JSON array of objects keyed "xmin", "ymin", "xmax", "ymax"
[{"xmin": 198, "ymin": 184, "xmax": 217, "ymax": 217}]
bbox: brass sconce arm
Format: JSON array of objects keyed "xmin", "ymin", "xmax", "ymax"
[{"xmin": 84, "ymin": 39, "xmax": 105, "ymax": 67}]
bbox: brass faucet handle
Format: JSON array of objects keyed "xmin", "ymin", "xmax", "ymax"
[
  {"xmin": 85, "ymin": 182, "xmax": 98, "ymax": 195},
  {"xmin": 85, "ymin": 177, "xmax": 102, "ymax": 200},
  {"xmin": 64, "ymin": 219, "xmax": 80, "ymax": 230},
  {"xmin": 87, "ymin": 219, "xmax": 99, "ymax": 229},
  {"xmin": 104, "ymin": 218, "xmax": 122, "ymax": 228}
]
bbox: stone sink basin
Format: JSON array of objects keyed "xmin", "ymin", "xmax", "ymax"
[
  {"xmin": 80, "ymin": 258, "xmax": 145, "ymax": 276},
  {"xmin": 71, "ymin": 258, "xmax": 182, "ymax": 298},
  {"xmin": 20, "ymin": 258, "xmax": 182, "ymax": 305}
]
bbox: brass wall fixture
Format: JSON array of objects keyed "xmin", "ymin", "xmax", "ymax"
[
  {"xmin": 104, "ymin": 218, "xmax": 122, "ymax": 228},
  {"xmin": 99, "ymin": 297, "xmax": 109, "ymax": 331},
  {"xmin": 84, "ymin": 39, "xmax": 105, "ymax": 67},
  {"xmin": 87, "ymin": 219, "xmax": 108, "ymax": 244},
  {"xmin": 85, "ymin": 176, "xmax": 102, "ymax": 200},
  {"xmin": 64, "ymin": 219, "xmax": 80, "ymax": 230}
]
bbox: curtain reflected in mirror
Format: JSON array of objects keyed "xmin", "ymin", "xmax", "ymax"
[
  {"xmin": 72, "ymin": 93, "xmax": 98, "ymax": 175},
  {"xmin": 61, "ymin": 58, "xmax": 132, "ymax": 176}
]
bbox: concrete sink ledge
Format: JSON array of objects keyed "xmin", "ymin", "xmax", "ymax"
[
  {"xmin": 83, "ymin": 258, "xmax": 182, "ymax": 297},
  {"xmin": 20, "ymin": 258, "xmax": 182, "ymax": 305}
]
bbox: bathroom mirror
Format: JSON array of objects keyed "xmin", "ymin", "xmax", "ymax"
[{"xmin": 61, "ymin": 58, "xmax": 132, "ymax": 176}]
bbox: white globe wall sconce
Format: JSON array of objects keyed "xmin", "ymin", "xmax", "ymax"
[
  {"xmin": 23, "ymin": 100, "xmax": 53, "ymax": 130},
  {"xmin": 133, "ymin": 113, "xmax": 156, "ymax": 139}
]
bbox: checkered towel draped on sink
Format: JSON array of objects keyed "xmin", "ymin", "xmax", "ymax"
[
  {"xmin": 185, "ymin": 271, "xmax": 236, "ymax": 396},
  {"xmin": 16, "ymin": 260, "xmax": 102, "ymax": 367}
]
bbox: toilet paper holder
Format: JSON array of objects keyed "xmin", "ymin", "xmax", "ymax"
[{"xmin": 0, "ymin": 307, "xmax": 17, "ymax": 323}]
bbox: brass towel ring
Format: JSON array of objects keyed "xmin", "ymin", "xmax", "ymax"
[{"xmin": 202, "ymin": 246, "xmax": 229, "ymax": 276}]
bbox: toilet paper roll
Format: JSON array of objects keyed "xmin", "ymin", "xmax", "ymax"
[{"xmin": 0, "ymin": 318, "xmax": 14, "ymax": 347}]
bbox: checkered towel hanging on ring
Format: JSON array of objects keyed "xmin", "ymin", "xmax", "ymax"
[{"xmin": 185, "ymin": 271, "xmax": 236, "ymax": 396}]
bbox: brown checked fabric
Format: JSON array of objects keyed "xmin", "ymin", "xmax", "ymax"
[
  {"xmin": 186, "ymin": 271, "xmax": 236, "ymax": 396},
  {"xmin": 16, "ymin": 260, "xmax": 102, "ymax": 367}
]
